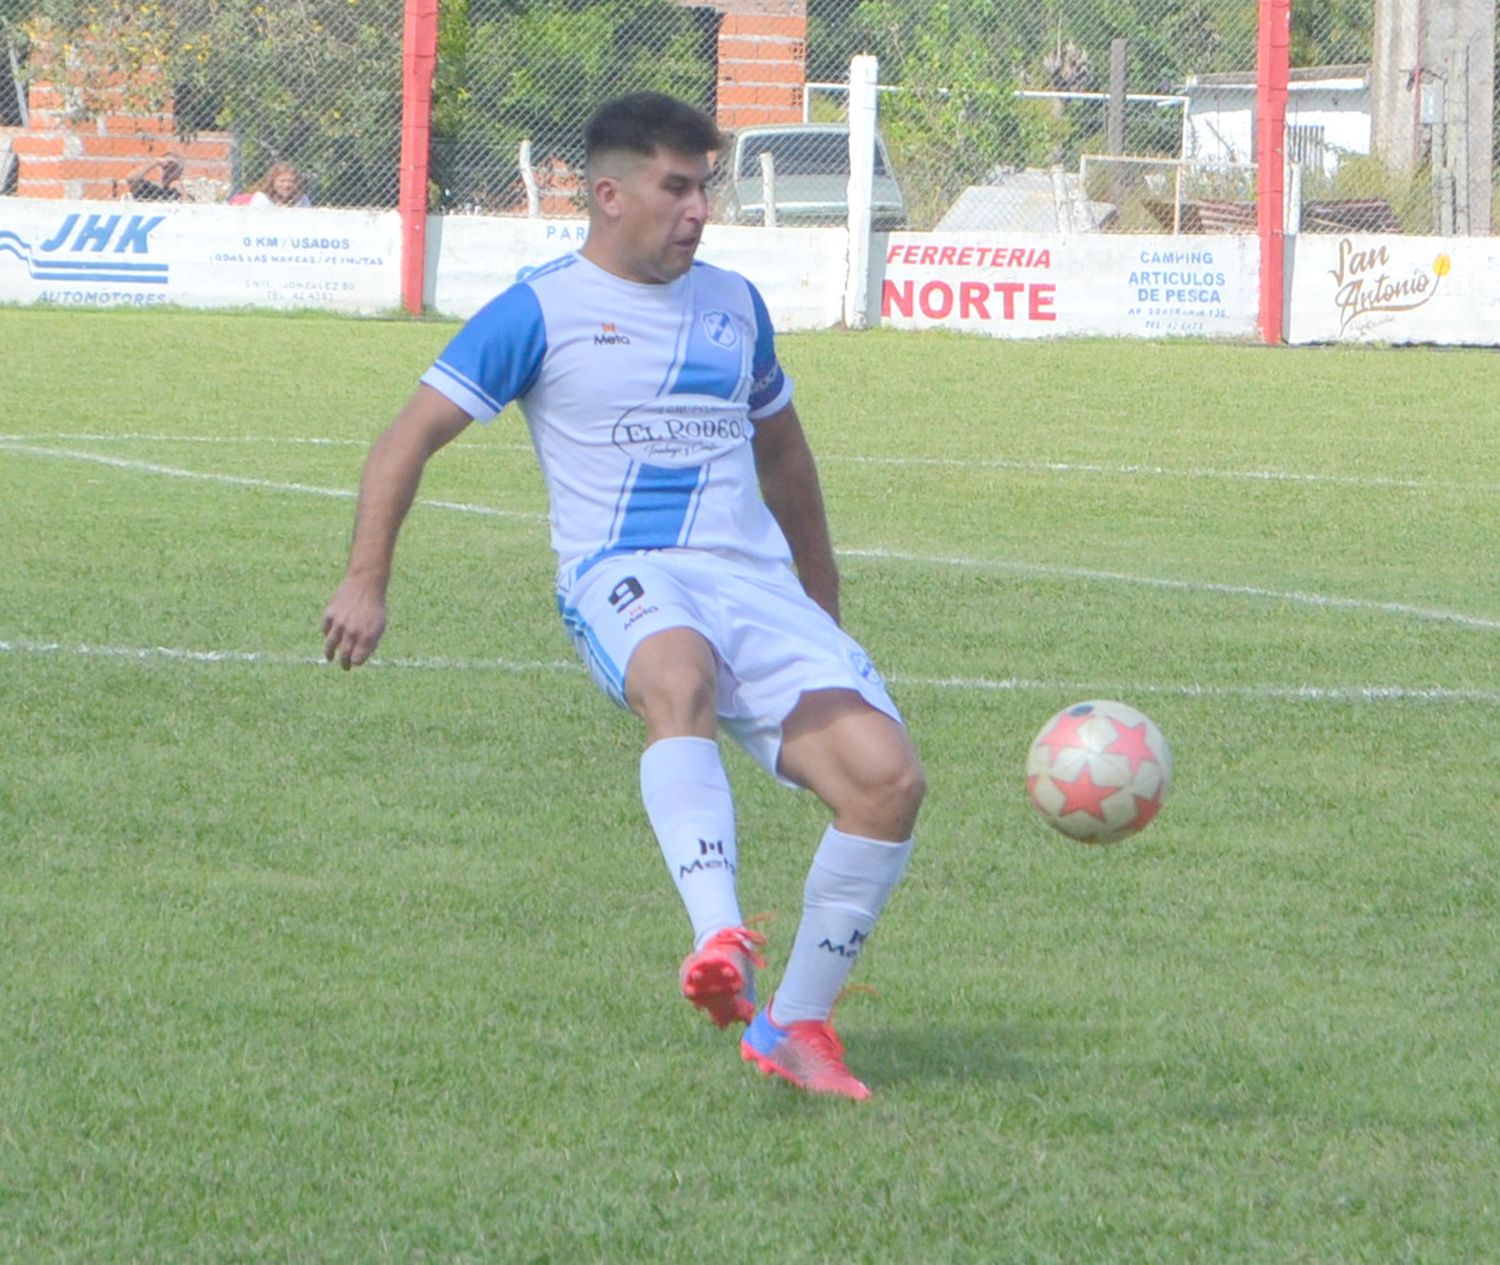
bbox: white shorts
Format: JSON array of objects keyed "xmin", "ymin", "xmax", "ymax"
[{"xmin": 557, "ymin": 549, "xmax": 903, "ymax": 784}]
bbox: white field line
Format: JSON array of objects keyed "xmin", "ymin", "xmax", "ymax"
[
  {"xmin": 840, "ymin": 548, "xmax": 1500, "ymax": 634},
  {"xmin": 0, "ymin": 442, "xmax": 545, "ymax": 522},
  {"xmin": 2, "ymin": 432, "xmax": 1496, "ymax": 494},
  {"xmin": 0, "ymin": 638, "xmax": 576, "ymax": 674},
  {"xmin": 0, "ymin": 433, "xmax": 373, "ymax": 446},
  {"xmin": 2, "ymin": 637, "xmax": 1496, "ymax": 705},
  {"xmin": 4, "ymin": 439, "xmax": 1496, "ymax": 633},
  {"xmin": 892, "ymin": 674, "xmax": 1500, "ymax": 705},
  {"xmin": 826, "ymin": 452, "xmax": 1500, "ymax": 493}
]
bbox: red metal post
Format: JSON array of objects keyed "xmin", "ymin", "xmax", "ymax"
[
  {"xmin": 1256, "ymin": 0, "xmax": 1291, "ymax": 344},
  {"xmin": 400, "ymin": 0, "xmax": 440, "ymax": 315}
]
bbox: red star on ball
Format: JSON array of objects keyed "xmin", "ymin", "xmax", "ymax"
[
  {"xmin": 1129, "ymin": 785, "xmax": 1164, "ymax": 832},
  {"xmin": 1036, "ymin": 709, "xmax": 1094, "ymax": 761},
  {"xmin": 1105, "ymin": 719, "xmax": 1157, "ymax": 778},
  {"xmin": 1052, "ymin": 763, "xmax": 1115, "ymax": 820}
]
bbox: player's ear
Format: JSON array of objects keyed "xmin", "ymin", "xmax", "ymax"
[{"xmin": 589, "ymin": 172, "xmax": 619, "ymax": 219}]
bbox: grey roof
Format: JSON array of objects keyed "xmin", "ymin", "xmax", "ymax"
[{"xmin": 1180, "ymin": 63, "xmax": 1370, "ymax": 91}]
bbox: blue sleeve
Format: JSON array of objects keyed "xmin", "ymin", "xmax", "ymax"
[
  {"xmin": 745, "ymin": 279, "xmax": 793, "ymax": 418},
  {"xmin": 420, "ymin": 283, "xmax": 547, "ymax": 422}
]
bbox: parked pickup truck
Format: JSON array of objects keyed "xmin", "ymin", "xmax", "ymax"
[{"xmin": 715, "ymin": 123, "xmax": 908, "ymax": 230}]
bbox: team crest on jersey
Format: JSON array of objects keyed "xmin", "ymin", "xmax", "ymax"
[
  {"xmin": 700, "ymin": 309, "xmax": 738, "ymax": 349},
  {"xmin": 848, "ymin": 649, "xmax": 883, "ymax": 684}
]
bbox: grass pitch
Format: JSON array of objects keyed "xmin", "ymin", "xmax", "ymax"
[{"xmin": 2, "ymin": 307, "xmax": 1498, "ymax": 1264}]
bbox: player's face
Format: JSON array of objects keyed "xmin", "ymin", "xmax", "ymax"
[{"xmin": 598, "ymin": 147, "xmax": 711, "ymax": 284}]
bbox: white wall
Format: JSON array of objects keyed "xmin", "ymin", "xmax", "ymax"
[
  {"xmin": 1185, "ymin": 91, "xmax": 1257, "ymax": 165},
  {"xmin": 1186, "ymin": 81, "xmax": 1370, "ymax": 173},
  {"xmin": 425, "ymin": 214, "xmax": 847, "ymax": 331},
  {"xmin": 1287, "ymin": 87, "xmax": 1374, "ymax": 174},
  {"xmin": 4, "ymin": 198, "xmax": 1497, "ymax": 349}
]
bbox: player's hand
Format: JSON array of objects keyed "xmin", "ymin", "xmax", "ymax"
[{"xmin": 321, "ymin": 578, "xmax": 387, "ymax": 670}]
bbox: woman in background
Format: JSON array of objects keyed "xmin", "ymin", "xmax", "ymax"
[{"xmin": 250, "ymin": 162, "xmax": 311, "ymax": 207}]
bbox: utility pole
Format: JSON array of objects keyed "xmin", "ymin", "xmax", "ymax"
[{"xmin": 1370, "ymin": 0, "xmax": 1493, "ymax": 234}]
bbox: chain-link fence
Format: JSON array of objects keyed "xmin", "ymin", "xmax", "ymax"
[
  {"xmin": 1, "ymin": 0, "xmax": 405, "ymax": 206},
  {"xmin": 1, "ymin": 0, "xmax": 1495, "ymax": 234},
  {"xmin": 811, "ymin": 0, "xmax": 1495, "ymax": 236}
]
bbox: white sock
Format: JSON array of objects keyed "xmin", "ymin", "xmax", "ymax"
[
  {"xmin": 640, "ymin": 736, "xmax": 742, "ymax": 950},
  {"xmin": 769, "ymin": 826, "xmax": 913, "ymax": 1025}
]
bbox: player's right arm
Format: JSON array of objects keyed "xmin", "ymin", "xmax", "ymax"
[{"xmin": 322, "ymin": 385, "xmax": 473, "ymax": 669}]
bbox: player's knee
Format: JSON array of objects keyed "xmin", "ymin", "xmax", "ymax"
[
  {"xmin": 628, "ymin": 674, "xmax": 715, "ymax": 734},
  {"xmin": 887, "ymin": 752, "xmax": 928, "ymax": 827},
  {"xmin": 853, "ymin": 749, "xmax": 926, "ymax": 840},
  {"xmin": 625, "ymin": 630, "xmax": 717, "ymax": 735}
]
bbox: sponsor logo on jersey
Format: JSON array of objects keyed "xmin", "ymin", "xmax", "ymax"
[
  {"xmin": 595, "ymin": 321, "xmax": 631, "ymax": 345},
  {"xmin": 612, "ymin": 394, "xmax": 752, "ymax": 468}
]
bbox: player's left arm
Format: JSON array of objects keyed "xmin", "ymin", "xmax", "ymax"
[{"xmin": 752, "ymin": 402, "xmax": 840, "ymax": 624}]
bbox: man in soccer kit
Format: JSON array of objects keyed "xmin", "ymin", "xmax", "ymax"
[{"xmin": 322, "ymin": 92, "xmax": 926, "ymax": 1100}]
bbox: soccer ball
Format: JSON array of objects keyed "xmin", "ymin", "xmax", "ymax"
[{"xmin": 1025, "ymin": 700, "xmax": 1172, "ymax": 844}]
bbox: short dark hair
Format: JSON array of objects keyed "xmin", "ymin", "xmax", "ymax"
[{"xmin": 583, "ymin": 92, "xmax": 722, "ymax": 163}]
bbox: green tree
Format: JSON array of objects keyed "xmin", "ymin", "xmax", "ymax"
[
  {"xmin": 430, "ymin": 0, "xmax": 714, "ymax": 211},
  {"xmin": 839, "ymin": 0, "xmax": 1076, "ymax": 225}
]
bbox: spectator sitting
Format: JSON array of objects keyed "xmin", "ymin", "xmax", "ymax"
[
  {"xmin": 121, "ymin": 154, "xmax": 192, "ymax": 202},
  {"xmin": 249, "ymin": 163, "xmax": 311, "ymax": 208}
]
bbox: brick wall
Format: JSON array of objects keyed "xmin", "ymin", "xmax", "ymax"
[
  {"xmin": 11, "ymin": 77, "xmax": 235, "ymax": 202},
  {"xmin": 716, "ymin": 12, "xmax": 807, "ymax": 129},
  {"xmin": 674, "ymin": 0, "xmax": 807, "ymax": 130}
]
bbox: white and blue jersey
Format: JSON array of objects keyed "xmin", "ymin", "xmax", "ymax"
[{"xmin": 421, "ymin": 252, "xmax": 795, "ymax": 585}]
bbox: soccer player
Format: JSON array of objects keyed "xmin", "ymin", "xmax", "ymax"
[{"xmin": 321, "ymin": 92, "xmax": 925, "ymax": 1100}]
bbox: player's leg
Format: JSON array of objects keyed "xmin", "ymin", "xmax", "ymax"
[
  {"xmin": 623, "ymin": 625, "xmax": 718, "ymax": 741},
  {"xmin": 627, "ymin": 626, "xmax": 744, "ymax": 957},
  {"xmin": 743, "ymin": 691, "xmax": 925, "ymax": 1099},
  {"xmin": 560, "ymin": 560, "xmax": 760, "ymax": 1027},
  {"xmin": 707, "ymin": 565, "xmax": 924, "ymax": 1091},
  {"xmin": 769, "ymin": 690, "xmax": 922, "ymax": 1019}
]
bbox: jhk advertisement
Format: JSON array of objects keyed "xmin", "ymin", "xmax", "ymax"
[{"xmin": 0, "ymin": 201, "xmax": 401, "ymax": 313}]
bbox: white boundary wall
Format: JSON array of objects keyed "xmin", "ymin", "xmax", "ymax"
[
  {"xmin": 425, "ymin": 215, "xmax": 847, "ymax": 330},
  {"xmin": 2, "ymin": 198, "xmax": 1498, "ymax": 348}
]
